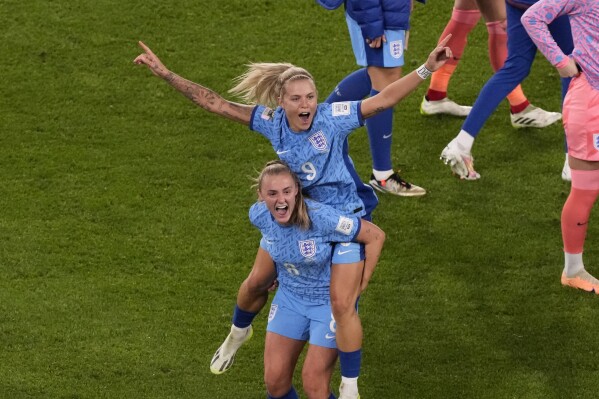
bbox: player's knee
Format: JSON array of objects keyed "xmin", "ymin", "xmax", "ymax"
[
  {"xmin": 302, "ymin": 373, "xmax": 328, "ymax": 399},
  {"xmin": 264, "ymin": 370, "xmax": 292, "ymax": 397},
  {"xmin": 330, "ymin": 292, "xmax": 357, "ymax": 321},
  {"xmin": 502, "ymin": 58, "xmax": 532, "ymax": 80}
]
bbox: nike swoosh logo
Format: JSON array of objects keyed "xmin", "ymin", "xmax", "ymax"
[
  {"xmin": 276, "ymin": 150, "xmax": 290, "ymax": 155},
  {"xmin": 577, "ymin": 221, "xmax": 589, "ymax": 226},
  {"xmin": 325, "ymin": 333, "xmax": 336, "ymax": 339},
  {"xmin": 337, "ymin": 250, "xmax": 353, "ymax": 255},
  {"xmin": 383, "ymin": 133, "xmax": 392, "ymax": 139}
]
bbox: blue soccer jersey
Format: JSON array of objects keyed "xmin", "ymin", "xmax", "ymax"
[
  {"xmin": 249, "ymin": 199, "xmax": 361, "ymax": 304},
  {"xmin": 250, "ymin": 102, "xmax": 378, "ymax": 219}
]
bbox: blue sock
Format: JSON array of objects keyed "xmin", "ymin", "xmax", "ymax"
[
  {"xmin": 325, "ymin": 68, "xmax": 371, "ymax": 103},
  {"xmin": 338, "ymin": 349, "xmax": 362, "ymax": 378},
  {"xmin": 365, "ymin": 89, "xmax": 393, "ymax": 172},
  {"xmin": 267, "ymin": 386, "xmax": 298, "ymax": 399},
  {"xmin": 328, "ymin": 393, "xmax": 337, "ymax": 399},
  {"xmin": 232, "ymin": 305, "xmax": 257, "ymax": 328}
]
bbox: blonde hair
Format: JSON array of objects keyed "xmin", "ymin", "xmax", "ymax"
[
  {"xmin": 256, "ymin": 160, "xmax": 310, "ymax": 230},
  {"xmin": 229, "ymin": 63, "xmax": 315, "ymax": 109}
]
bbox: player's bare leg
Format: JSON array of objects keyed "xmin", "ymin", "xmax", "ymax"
[
  {"xmin": 331, "ymin": 261, "xmax": 364, "ymax": 398},
  {"xmin": 211, "ymin": 248, "xmax": 276, "ymax": 374}
]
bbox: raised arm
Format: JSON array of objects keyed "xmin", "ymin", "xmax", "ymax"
[
  {"xmin": 355, "ymin": 220, "xmax": 386, "ymax": 292},
  {"xmin": 361, "ymin": 34, "xmax": 453, "ymax": 119},
  {"xmin": 133, "ymin": 41, "xmax": 254, "ymax": 125}
]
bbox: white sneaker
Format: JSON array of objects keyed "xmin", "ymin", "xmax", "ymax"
[
  {"xmin": 440, "ymin": 142, "xmax": 480, "ymax": 180},
  {"xmin": 562, "ymin": 155, "xmax": 571, "ymax": 182},
  {"xmin": 339, "ymin": 382, "xmax": 360, "ymax": 399},
  {"xmin": 210, "ymin": 325, "xmax": 253, "ymax": 374},
  {"xmin": 369, "ymin": 173, "xmax": 426, "ymax": 197},
  {"xmin": 511, "ymin": 104, "xmax": 561, "ymax": 128},
  {"xmin": 420, "ymin": 97, "xmax": 472, "ymax": 117}
]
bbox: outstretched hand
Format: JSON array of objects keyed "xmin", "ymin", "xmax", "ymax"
[
  {"xmin": 424, "ymin": 34, "xmax": 453, "ymax": 72},
  {"xmin": 133, "ymin": 41, "xmax": 170, "ymax": 79}
]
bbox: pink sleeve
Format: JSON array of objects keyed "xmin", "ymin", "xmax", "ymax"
[{"xmin": 521, "ymin": 0, "xmax": 578, "ymax": 67}]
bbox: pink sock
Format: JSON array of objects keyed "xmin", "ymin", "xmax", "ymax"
[{"xmin": 561, "ymin": 169, "xmax": 599, "ymax": 254}]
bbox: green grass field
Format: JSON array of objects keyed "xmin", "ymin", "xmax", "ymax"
[{"xmin": 2, "ymin": 0, "xmax": 598, "ymax": 398}]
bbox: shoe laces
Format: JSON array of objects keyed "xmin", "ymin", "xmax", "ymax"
[{"xmin": 380, "ymin": 173, "xmax": 411, "ymax": 189}]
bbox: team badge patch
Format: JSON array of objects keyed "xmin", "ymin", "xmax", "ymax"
[
  {"xmin": 308, "ymin": 131, "xmax": 329, "ymax": 152},
  {"xmin": 299, "ymin": 240, "xmax": 316, "ymax": 258},
  {"xmin": 390, "ymin": 40, "xmax": 403, "ymax": 59},
  {"xmin": 261, "ymin": 107, "xmax": 274, "ymax": 120},
  {"xmin": 335, "ymin": 216, "xmax": 354, "ymax": 235},
  {"xmin": 268, "ymin": 304, "xmax": 278, "ymax": 322},
  {"xmin": 594, "ymin": 133, "xmax": 599, "ymax": 151},
  {"xmin": 332, "ymin": 102, "xmax": 351, "ymax": 116}
]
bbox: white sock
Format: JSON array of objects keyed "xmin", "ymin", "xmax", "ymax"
[
  {"xmin": 373, "ymin": 169, "xmax": 394, "ymax": 181},
  {"xmin": 454, "ymin": 130, "xmax": 475, "ymax": 153},
  {"xmin": 564, "ymin": 252, "xmax": 584, "ymax": 277},
  {"xmin": 230, "ymin": 324, "xmax": 250, "ymax": 340},
  {"xmin": 341, "ymin": 376, "xmax": 359, "ymax": 391}
]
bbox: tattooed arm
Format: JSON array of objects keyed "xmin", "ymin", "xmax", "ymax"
[
  {"xmin": 134, "ymin": 41, "xmax": 253, "ymax": 125},
  {"xmin": 360, "ymin": 35, "xmax": 452, "ymax": 119}
]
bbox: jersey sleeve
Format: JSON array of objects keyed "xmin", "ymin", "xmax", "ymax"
[
  {"xmin": 249, "ymin": 105, "xmax": 278, "ymax": 142},
  {"xmin": 522, "ymin": 0, "xmax": 579, "ymax": 68},
  {"xmin": 322, "ymin": 101, "xmax": 364, "ymax": 140},
  {"xmin": 309, "ymin": 201, "xmax": 361, "ymax": 242},
  {"xmin": 249, "ymin": 202, "xmax": 269, "ymax": 230}
]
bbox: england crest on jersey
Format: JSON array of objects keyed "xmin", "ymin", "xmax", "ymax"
[
  {"xmin": 390, "ymin": 40, "xmax": 403, "ymax": 59},
  {"xmin": 298, "ymin": 240, "xmax": 316, "ymax": 258},
  {"xmin": 594, "ymin": 133, "xmax": 599, "ymax": 151},
  {"xmin": 308, "ymin": 131, "xmax": 329, "ymax": 152}
]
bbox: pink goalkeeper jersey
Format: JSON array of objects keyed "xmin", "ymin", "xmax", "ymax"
[{"xmin": 522, "ymin": 0, "xmax": 599, "ymax": 90}]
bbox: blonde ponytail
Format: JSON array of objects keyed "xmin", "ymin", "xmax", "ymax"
[{"xmin": 229, "ymin": 63, "xmax": 315, "ymax": 109}]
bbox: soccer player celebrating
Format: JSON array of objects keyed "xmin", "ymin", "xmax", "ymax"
[
  {"xmin": 249, "ymin": 160, "xmax": 385, "ymax": 399},
  {"xmin": 523, "ymin": 0, "xmax": 599, "ymax": 293},
  {"xmin": 134, "ymin": 37, "xmax": 451, "ymax": 397}
]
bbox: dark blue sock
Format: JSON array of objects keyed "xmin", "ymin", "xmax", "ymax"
[
  {"xmin": 365, "ymin": 89, "xmax": 393, "ymax": 172},
  {"xmin": 328, "ymin": 392, "xmax": 337, "ymax": 399},
  {"xmin": 338, "ymin": 349, "xmax": 362, "ymax": 378},
  {"xmin": 325, "ymin": 68, "xmax": 371, "ymax": 103},
  {"xmin": 232, "ymin": 305, "xmax": 257, "ymax": 328},
  {"xmin": 267, "ymin": 386, "xmax": 298, "ymax": 399}
]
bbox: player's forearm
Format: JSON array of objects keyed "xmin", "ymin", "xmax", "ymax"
[
  {"xmin": 384, "ymin": 70, "xmax": 428, "ymax": 106},
  {"xmin": 362, "ymin": 71, "xmax": 424, "ymax": 118},
  {"xmin": 163, "ymin": 71, "xmax": 252, "ymax": 125}
]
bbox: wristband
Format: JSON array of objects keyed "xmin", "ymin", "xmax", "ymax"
[{"xmin": 416, "ymin": 64, "xmax": 432, "ymax": 80}]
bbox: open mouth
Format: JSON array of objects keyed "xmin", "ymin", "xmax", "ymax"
[
  {"xmin": 275, "ymin": 204, "xmax": 289, "ymax": 217},
  {"xmin": 299, "ymin": 112, "xmax": 310, "ymax": 123}
]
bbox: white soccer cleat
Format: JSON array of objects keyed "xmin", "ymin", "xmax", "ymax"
[
  {"xmin": 339, "ymin": 382, "xmax": 360, "ymax": 399},
  {"xmin": 420, "ymin": 97, "xmax": 472, "ymax": 117},
  {"xmin": 440, "ymin": 142, "xmax": 480, "ymax": 180},
  {"xmin": 369, "ymin": 173, "xmax": 426, "ymax": 197},
  {"xmin": 210, "ymin": 325, "xmax": 253, "ymax": 375},
  {"xmin": 562, "ymin": 155, "xmax": 571, "ymax": 182},
  {"xmin": 511, "ymin": 104, "xmax": 562, "ymax": 129}
]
